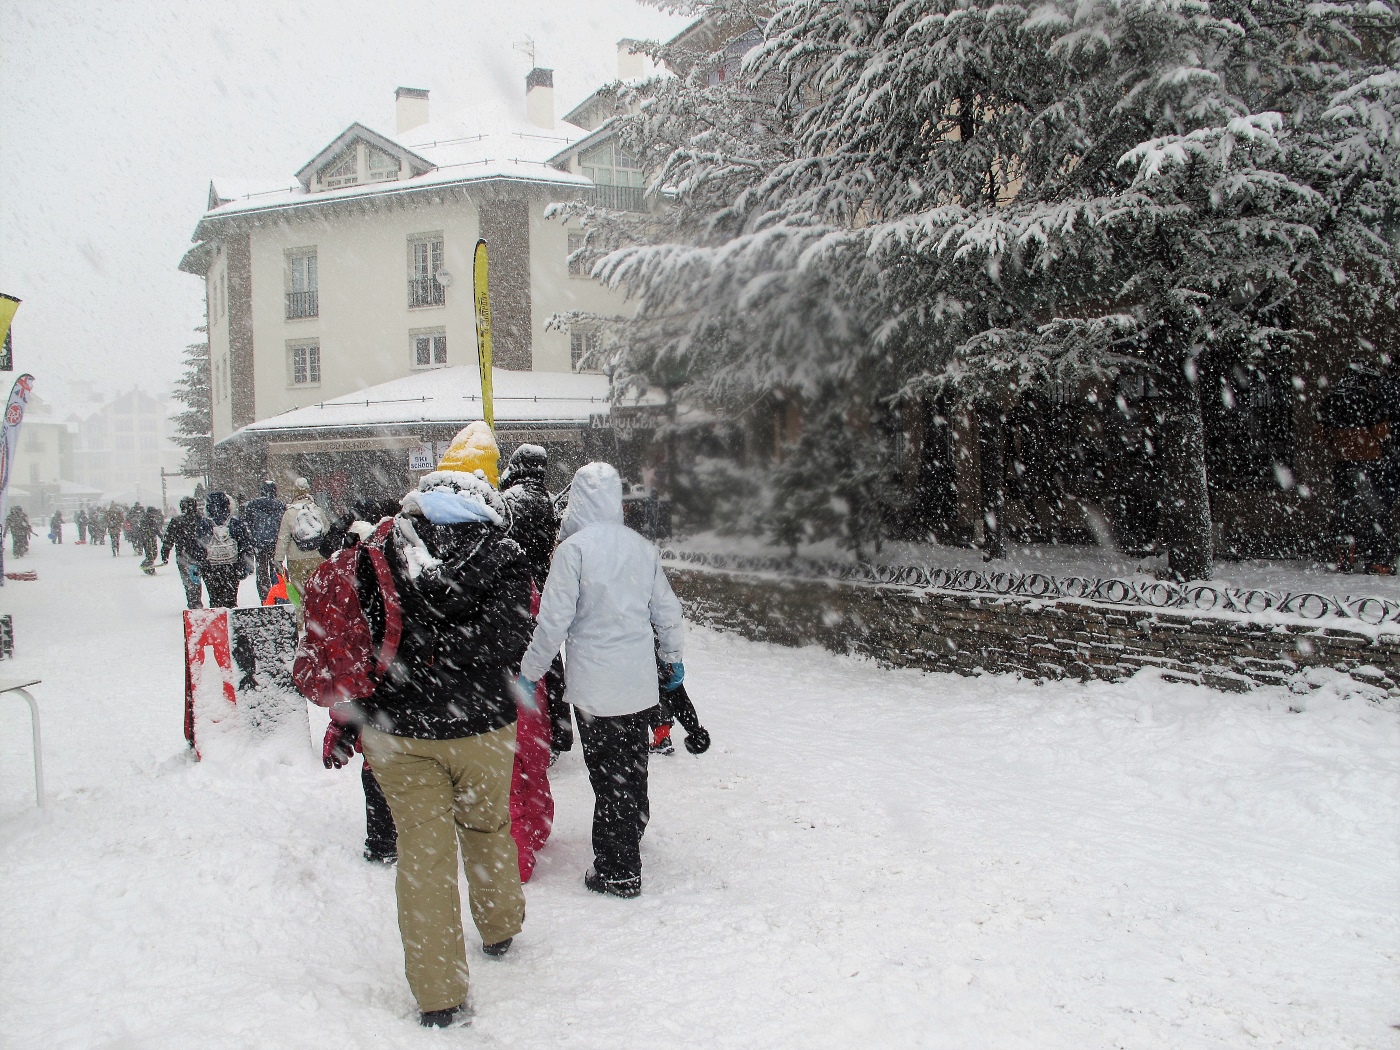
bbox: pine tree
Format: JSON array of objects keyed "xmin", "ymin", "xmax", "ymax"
[
  {"xmin": 583, "ymin": 0, "xmax": 1400, "ymax": 576},
  {"xmin": 172, "ymin": 330, "xmax": 211, "ymax": 484}
]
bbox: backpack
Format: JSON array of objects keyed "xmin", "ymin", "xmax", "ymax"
[
  {"xmin": 291, "ymin": 502, "xmax": 328, "ymax": 552},
  {"xmin": 292, "ymin": 520, "xmax": 402, "ymax": 707},
  {"xmin": 206, "ymin": 524, "xmax": 238, "ymax": 566}
]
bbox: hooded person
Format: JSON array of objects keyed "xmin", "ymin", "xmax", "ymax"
[
  {"xmin": 274, "ymin": 478, "xmax": 328, "ymax": 624},
  {"xmin": 139, "ymin": 505, "xmax": 164, "ymax": 573},
  {"xmin": 161, "ymin": 497, "xmax": 207, "ymax": 608},
  {"xmin": 518, "ymin": 462, "xmax": 686, "ymax": 899},
  {"xmin": 195, "ymin": 492, "xmax": 252, "ymax": 608},
  {"xmin": 329, "ymin": 426, "xmax": 531, "ymax": 1028},
  {"xmin": 501, "ymin": 444, "xmax": 571, "ymax": 756},
  {"xmin": 243, "ymin": 481, "xmax": 288, "ymax": 600}
]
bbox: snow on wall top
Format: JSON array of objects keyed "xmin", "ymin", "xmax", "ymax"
[{"xmin": 230, "ymin": 365, "xmax": 614, "ymax": 436}]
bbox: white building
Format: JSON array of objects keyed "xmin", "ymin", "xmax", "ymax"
[{"xmin": 180, "ymin": 53, "xmax": 655, "ymax": 500}]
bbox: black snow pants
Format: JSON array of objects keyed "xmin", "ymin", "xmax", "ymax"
[
  {"xmin": 361, "ymin": 760, "xmax": 397, "ymax": 860},
  {"xmin": 204, "ymin": 565, "xmax": 240, "ymax": 608},
  {"xmin": 545, "ymin": 654, "xmax": 570, "ymax": 752},
  {"xmin": 577, "ymin": 708, "xmax": 650, "ymax": 885}
]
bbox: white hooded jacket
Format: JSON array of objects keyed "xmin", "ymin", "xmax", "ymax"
[{"xmin": 519, "ymin": 462, "xmax": 684, "ymax": 718}]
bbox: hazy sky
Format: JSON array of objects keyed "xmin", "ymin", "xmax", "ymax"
[{"xmin": 0, "ymin": 0, "xmax": 688, "ymax": 414}]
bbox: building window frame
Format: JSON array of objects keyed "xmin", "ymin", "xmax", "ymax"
[
  {"xmin": 568, "ymin": 231, "xmax": 588, "ymax": 278},
  {"xmin": 410, "ymin": 327, "xmax": 448, "ymax": 370},
  {"xmin": 285, "ymin": 248, "xmax": 319, "ymax": 320},
  {"xmin": 287, "ymin": 340, "xmax": 321, "ymax": 388},
  {"xmin": 570, "ymin": 325, "xmax": 600, "ymax": 372},
  {"xmin": 408, "ymin": 234, "xmax": 446, "ymax": 309}
]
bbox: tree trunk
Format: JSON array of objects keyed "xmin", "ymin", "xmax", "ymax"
[{"xmin": 1156, "ymin": 394, "xmax": 1213, "ymax": 581}]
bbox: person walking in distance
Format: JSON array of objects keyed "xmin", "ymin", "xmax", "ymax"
[
  {"xmin": 196, "ymin": 492, "xmax": 252, "ymax": 608},
  {"xmin": 160, "ymin": 497, "xmax": 206, "ymax": 608},
  {"xmin": 49, "ymin": 509, "xmax": 64, "ymax": 544},
  {"xmin": 326, "ymin": 427, "xmax": 531, "ymax": 1028},
  {"xmin": 75, "ymin": 506, "xmax": 88, "ymax": 545},
  {"xmin": 139, "ymin": 505, "xmax": 164, "ymax": 575},
  {"xmin": 106, "ymin": 503, "xmax": 124, "ymax": 556},
  {"xmin": 274, "ymin": 478, "xmax": 327, "ymax": 625},
  {"xmin": 243, "ymin": 481, "xmax": 287, "ymax": 601},
  {"xmin": 517, "ymin": 462, "xmax": 686, "ymax": 899}
]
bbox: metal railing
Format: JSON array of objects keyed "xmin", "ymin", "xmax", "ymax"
[
  {"xmin": 408, "ymin": 277, "xmax": 445, "ymax": 308},
  {"xmin": 285, "ymin": 290, "xmax": 318, "ymax": 319},
  {"xmin": 585, "ymin": 184, "xmax": 647, "ymax": 212},
  {"xmin": 660, "ymin": 548, "xmax": 1400, "ymax": 627}
]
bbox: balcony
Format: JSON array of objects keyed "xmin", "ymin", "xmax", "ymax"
[
  {"xmin": 584, "ymin": 184, "xmax": 646, "ymax": 212},
  {"xmin": 408, "ymin": 276, "xmax": 445, "ymax": 309},
  {"xmin": 285, "ymin": 290, "xmax": 318, "ymax": 319}
]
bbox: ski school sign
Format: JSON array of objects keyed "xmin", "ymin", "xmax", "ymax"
[{"xmin": 183, "ymin": 606, "xmax": 309, "ymax": 758}]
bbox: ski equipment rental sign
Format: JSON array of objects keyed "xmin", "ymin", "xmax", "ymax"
[
  {"xmin": 473, "ymin": 239, "xmax": 494, "ymax": 429},
  {"xmin": 0, "ymin": 294, "xmax": 19, "ymax": 371}
]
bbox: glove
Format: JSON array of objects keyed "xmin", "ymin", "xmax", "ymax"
[
  {"xmin": 515, "ymin": 674, "xmax": 540, "ymax": 712},
  {"xmin": 663, "ymin": 661, "xmax": 685, "ymax": 690},
  {"xmin": 322, "ymin": 722, "xmax": 360, "ymax": 769},
  {"xmin": 684, "ymin": 726, "xmax": 711, "ymax": 754}
]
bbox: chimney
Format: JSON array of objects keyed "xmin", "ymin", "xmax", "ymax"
[
  {"xmin": 617, "ymin": 39, "xmax": 645, "ymax": 80},
  {"xmin": 526, "ymin": 67, "xmax": 554, "ymax": 130},
  {"xmin": 395, "ymin": 86, "xmax": 430, "ymax": 134}
]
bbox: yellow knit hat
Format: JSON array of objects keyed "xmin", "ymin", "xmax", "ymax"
[{"xmin": 436, "ymin": 421, "xmax": 500, "ymax": 486}]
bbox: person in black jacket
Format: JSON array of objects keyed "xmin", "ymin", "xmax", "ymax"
[
  {"xmin": 329, "ymin": 452, "xmax": 531, "ymax": 1029},
  {"xmin": 195, "ymin": 492, "xmax": 252, "ymax": 608},
  {"xmin": 500, "ymin": 443, "xmax": 571, "ymax": 754},
  {"xmin": 161, "ymin": 497, "xmax": 206, "ymax": 608},
  {"xmin": 242, "ymin": 481, "xmax": 286, "ymax": 601}
]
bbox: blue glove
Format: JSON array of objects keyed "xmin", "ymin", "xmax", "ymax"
[
  {"xmin": 515, "ymin": 674, "xmax": 540, "ymax": 711},
  {"xmin": 664, "ymin": 662, "xmax": 685, "ymax": 690}
]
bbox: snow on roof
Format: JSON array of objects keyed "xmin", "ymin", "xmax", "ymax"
[
  {"xmin": 231, "ymin": 366, "xmax": 616, "ymax": 438},
  {"xmin": 199, "ymin": 104, "xmax": 591, "ymax": 224}
]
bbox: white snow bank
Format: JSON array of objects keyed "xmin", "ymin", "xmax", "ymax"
[{"xmin": 0, "ymin": 541, "xmax": 1396, "ymax": 1047}]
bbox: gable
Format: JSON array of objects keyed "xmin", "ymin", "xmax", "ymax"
[{"xmin": 294, "ymin": 123, "xmax": 436, "ymax": 192}]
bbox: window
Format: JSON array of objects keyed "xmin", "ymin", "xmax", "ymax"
[
  {"xmin": 570, "ymin": 326, "xmax": 599, "ymax": 370},
  {"xmin": 408, "ymin": 235, "xmax": 445, "ymax": 308},
  {"xmin": 288, "ymin": 341, "xmax": 321, "ymax": 386},
  {"xmin": 115, "ymin": 435, "xmax": 134, "ymax": 451},
  {"xmin": 139, "ymin": 417, "xmax": 156, "ymax": 432},
  {"xmin": 568, "ymin": 231, "xmax": 587, "ymax": 277},
  {"xmin": 580, "ymin": 141, "xmax": 645, "ymax": 211},
  {"xmin": 286, "ymin": 249, "xmax": 319, "ymax": 319},
  {"xmin": 320, "ymin": 147, "xmax": 358, "ymax": 189},
  {"xmin": 367, "ymin": 147, "xmax": 399, "ymax": 183},
  {"xmin": 411, "ymin": 329, "xmax": 447, "ymax": 369},
  {"xmin": 139, "ymin": 435, "xmax": 157, "ymax": 450},
  {"xmin": 115, "ymin": 416, "xmax": 133, "ymax": 431}
]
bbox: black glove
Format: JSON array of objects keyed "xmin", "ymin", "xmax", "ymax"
[{"xmin": 684, "ymin": 726, "xmax": 711, "ymax": 754}]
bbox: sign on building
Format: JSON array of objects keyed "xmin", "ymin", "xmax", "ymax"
[{"xmin": 407, "ymin": 443, "xmax": 435, "ymax": 471}]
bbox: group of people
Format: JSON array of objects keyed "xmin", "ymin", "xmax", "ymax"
[
  {"xmin": 19, "ymin": 502, "xmax": 170, "ymax": 569},
  {"xmin": 152, "ymin": 479, "xmax": 343, "ymax": 610},
  {"xmin": 304, "ymin": 423, "xmax": 705, "ymax": 1029}
]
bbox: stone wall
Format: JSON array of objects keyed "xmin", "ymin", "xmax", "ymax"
[{"xmin": 666, "ymin": 566, "xmax": 1400, "ymax": 696}]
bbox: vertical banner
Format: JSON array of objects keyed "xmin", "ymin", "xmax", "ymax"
[
  {"xmin": 472, "ymin": 239, "xmax": 495, "ymax": 430},
  {"xmin": 0, "ymin": 295, "xmax": 19, "ymax": 372},
  {"xmin": 0, "ymin": 373, "xmax": 35, "ymax": 586}
]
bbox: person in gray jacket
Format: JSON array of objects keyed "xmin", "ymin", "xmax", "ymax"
[{"xmin": 517, "ymin": 461, "xmax": 685, "ymax": 898}]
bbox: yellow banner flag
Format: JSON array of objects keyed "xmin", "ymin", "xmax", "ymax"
[
  {"xmin": 472, "ymin": 240, "xmax": 494, "ymax": 430},
  {"xmin": 0, "ymin": 295, "xmax": 19, "ymax": 368}
]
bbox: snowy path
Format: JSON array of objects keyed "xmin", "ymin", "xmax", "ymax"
[{"xmin": 1, "ymin": 538, "xmax": 1397, "ymax": 1048}]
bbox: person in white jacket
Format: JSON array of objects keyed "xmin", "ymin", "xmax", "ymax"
[{"xmin": 518, "ymin": 462, "xmax": 685, "ymax": 898}]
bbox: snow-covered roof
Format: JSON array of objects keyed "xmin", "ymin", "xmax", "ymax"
[
  {"xmin": 195, "ymin": 104, "xmax": 592, "ymax": 231},
  {"xmin": 227, "ymin": 366, "xmax": 616, "ymax": 440}
]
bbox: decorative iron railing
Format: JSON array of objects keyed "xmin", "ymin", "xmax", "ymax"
[
  {"xmin": 408, "ymin": 277, "xmax": 445, "ymax": 309},
  {"xmin": 585, "ymin": 184, "xmax": 647, "ymax": 211},
  {"xmin": 285, "ymin": 290, "xmax": 318, "ymax": 319},
  {"xmin": 660, "ymin": 549, "xmax": 1400, "ymax": 627}
]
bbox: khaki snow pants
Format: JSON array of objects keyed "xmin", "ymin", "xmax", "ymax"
[
  {"xmin": 360, "ymin": 723, "xmax": 524, "ymax": 1013},
  {"xmin": 285, "ymin": 556, "xmax": 323, "ymax": 631}
]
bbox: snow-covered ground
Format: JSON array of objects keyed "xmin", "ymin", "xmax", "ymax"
[{"xmin": 1, "ymin": 536, "xmax": 1397, "ymax": 1048}]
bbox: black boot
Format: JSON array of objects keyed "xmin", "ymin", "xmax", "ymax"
[
  {"xmin": 585, "ymin": 868, "xmax": 641, "ymax": 899},
  {"xmin": 419, "ymin": 1003, "xmax": 473, "ymax": 1028},
  {"xmin": 482, "ymin": 937, "xmax": 512, "ymax": 957}
]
